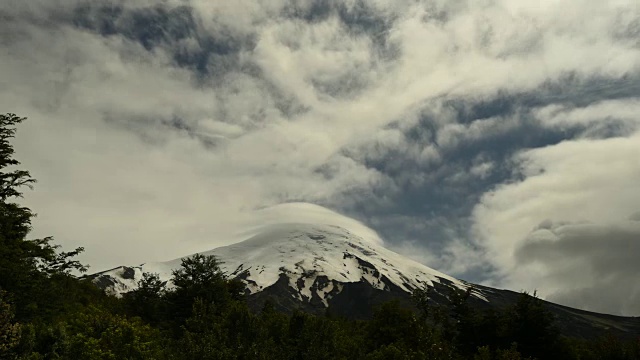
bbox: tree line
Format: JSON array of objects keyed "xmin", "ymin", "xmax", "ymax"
[{"xmin": 1, "ymin": 113, "xmax": 639, "ymax": 359}]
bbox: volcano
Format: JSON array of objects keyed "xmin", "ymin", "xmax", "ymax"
[{"xmin": 90, "ymin": 204, "xmax": 640, "ymax": 339}]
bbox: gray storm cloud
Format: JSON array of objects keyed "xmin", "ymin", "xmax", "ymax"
[
  {"xmin": 1, "ymin": 0, "xmax": 639, "ymax": 314},
  {"xmin": 515, "ymin": 219, "xmax": 640, "ymax": 315}
]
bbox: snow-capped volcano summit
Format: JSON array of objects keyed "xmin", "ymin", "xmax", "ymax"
[
  {"xmin": 93, "ymin": 222, "xmax": 482, "ymax": 306},
  {"xmin": 208, "ymin": 222, "xmax": 465, "ymax": 297},
  {"xmin": 91, "ymin": 203, "xmax": 486, "ymax": 313}
]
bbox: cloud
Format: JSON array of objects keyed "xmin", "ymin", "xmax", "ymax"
[
  {"xmin": 535, "ymin": 98, "xmax": 640, "ymax": 137},
  {"xmin": 472, "ymin": 132, "xmax": 640, "ymax": 314},
  {"xmin": 516, "ymin": 219, "xmax": 640, "ymax": 315},
  {"xmin": 2, "ymin": 1, "xmax": 399, "ymax": 271},
  {"xmin": 1, "ymin": 0, "xmax": 640, "ymax": 315},
  {"xmin": 248, "ymin": 202, "xmax": 384, "ymax": 245}
]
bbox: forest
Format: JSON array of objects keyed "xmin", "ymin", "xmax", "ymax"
[{"xmin": 1, "ymin": 113, "xmax": 639, "ymax": 359}]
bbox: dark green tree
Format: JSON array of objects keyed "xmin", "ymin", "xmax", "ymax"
[
  {"xmin": 0, "ymin": 290, "xmax": 21, "ymax": 358},
  {"xmin": 366, "ymin": 300, "xmax": 418, "ymax": 350},
  {"xmin": 504, "ymin": 291, "xmax": 561, "ymax": 359},
  {"xmin": 124, "ymin": 272, "xmax": 167, "ymax": 325},
  {"xmin": 0, "ymin": 113, "xmax": 87, "ymax": 321},
  {"xmin": 167, "ymin": 254, "xmax": 244, "ymax": 324},
  {"xmin": 0, "ymin": 114, "xmax": 35, "ymax": 200}
]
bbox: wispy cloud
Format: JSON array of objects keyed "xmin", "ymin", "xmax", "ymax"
[{"xmin": 1, "ymin": 0, "xmax": 639, "ymax": 314}]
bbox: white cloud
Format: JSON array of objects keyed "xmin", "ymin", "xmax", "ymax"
[
  {"xmin": 1, "ymin": 0, "xmax": 640, "ymax": 317},
  {"xmin": 248, "ymin": 202, "xmax": 385, "ymax": 246},
  {"xmin": 535, "ymin": 98, "xmax": 640, "ymax": 132},
  {"xmin": 470, "ymin": 161, "xmax": 494, "ymax": 179},
  {"xmin": 472, "ymin": 131, "xmax": 640, "ymax": 314}
]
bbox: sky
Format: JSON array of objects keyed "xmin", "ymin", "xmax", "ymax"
[{"xmin": 1, "ymin": 0, "xmax": 639, "ymax": 316}]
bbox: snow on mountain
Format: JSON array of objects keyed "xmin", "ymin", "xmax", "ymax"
[{"xmin": 91, "ymin": 203, "xmax": 486, "ymax": 305}]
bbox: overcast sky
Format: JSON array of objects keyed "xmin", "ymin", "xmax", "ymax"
[{"xmin": 1, "ymin": 0, "xmax": 639, "ymax": 316}]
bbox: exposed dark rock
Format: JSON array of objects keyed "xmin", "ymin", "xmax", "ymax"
[
  {"xmin": 93, "ymin": 275, "xmax": 117, "ymax": 290},
  {"xmin": 308, "ymin": 234, "xmax": 326, "ymax": 240},
  {"xmin": 121, "ymin": 267, "xmax": 136, "ymax": 280}
]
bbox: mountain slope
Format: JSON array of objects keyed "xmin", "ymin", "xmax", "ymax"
[
  {"xmin": 92, "ymin": 223, "xmax": 487, "ymax": 314},
  {"xmin": 90, "ymin": 214, "xmax": 640, "ymax": 339}
]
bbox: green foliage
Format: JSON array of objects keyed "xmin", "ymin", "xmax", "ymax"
[
  {"xmin": 412, "ymin": 287, "xmax": 578, "ymax": 360},
  {"xmin": 64, "ymin": 306, "xmax": 165, "ymax": 360},
  {"xmin": 366, "ymin": 301, "xmax": 417, "ymax": 350},
  {"xmin": 566, "ymin": 334, "xmax": 640, "ymax": 360},
  {"xmin": 363, "ymin": 344, "xmax": 407, "ymax": 360},
  {"xmin": 0, "ymin": 113, "xmax": 88, "ymax": 322},
  {"xmin": 16, "ymin": 306, "xmax": 166, "ymax": 359},
  {"xmin": 504, "ymin": 291, "xmax": 563, "ymax": 359},
  {"xmin": 168, "ymin": 254, "xmax": 243, "ymax": 324},
  {"xmin": 123, "ymin": 272, "xmax": 166, "ymax": 325},
  {"xmin": 0, "ymin": 114, "xmax": 35, "ymax": 200},
  {"xmin": 0, "ymin": 290, "xmax": 21, "ymax": 358}
]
